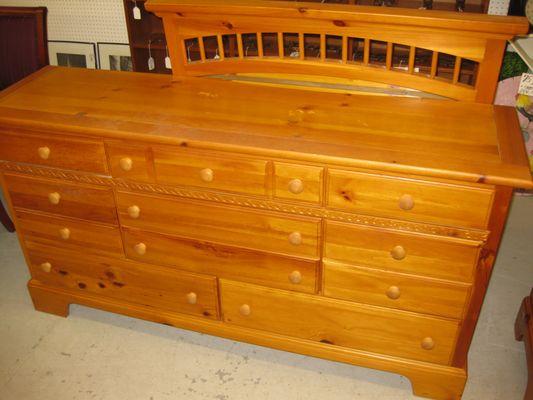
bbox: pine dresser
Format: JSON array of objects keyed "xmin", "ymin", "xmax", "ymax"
[{"xmin": 1, "ymin": 2, "xmax": 532, "ymax": 399}]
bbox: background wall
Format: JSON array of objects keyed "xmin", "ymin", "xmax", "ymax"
[{"xmin": 0, "ymin": 0, "xmax": 128, "ymax": 43}]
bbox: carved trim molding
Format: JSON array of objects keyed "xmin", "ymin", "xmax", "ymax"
[
  {"xmin": 115, "ymin": 180, "xmax": 489, "ymax": 243},
  {"xmin": 0, "ymin": 161, "xmax": 114, "ymax": 187}
]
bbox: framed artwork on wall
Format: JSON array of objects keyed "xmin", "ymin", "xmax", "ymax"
[
  {"xmin": 48, "ymin": 41, "xmax": 97, "ymax": 69},
  {"xmin": 97, "ymin": 42, "xmax": 133, "ymax": 71}
]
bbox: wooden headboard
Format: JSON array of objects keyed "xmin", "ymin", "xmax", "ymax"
[{"xmin": 146, "ymin": 0, "xmax": 528, "ymax": 103}]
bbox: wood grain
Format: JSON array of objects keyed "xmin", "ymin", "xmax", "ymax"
[{"xmin": 273, "ymin": 162, "xmax": 323, "ymax": 204}]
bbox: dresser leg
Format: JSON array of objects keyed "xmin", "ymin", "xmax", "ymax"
[
  {"xmin": 28, "ymin": 281, "xmax": 70, "ymax": 318},
  {"xmin": 408, "ymin": 370, "xmax": 467, "ymax": 400}
]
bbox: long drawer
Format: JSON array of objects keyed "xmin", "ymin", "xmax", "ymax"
[
  {"xmin": 220, "ymin": 280, "xmax": 459, "ymax": 365},
  {"xmin": 16, "ymin": 211, "xmax": 124, "ymax": 258},
  {"xmin": 123, "ymin": 228, "xmax": 318, "ymax": 293},
  {"xmin": 117, "ymin": 191, "xmax": 321, "ymax": 258},
  {"xmin": 323, "ymin": 261, "xmax": 471, "ymax": 319},
  {"xmin": 5, "ymin": 174, "xmax": 117, "ymax": 224},
  {"xmin": 0, "ymin": 131, "xmax": 108, "ymax": 174},
  {"xmin": 26, "ymin": 244, "xmax": 219, "ymax": 319},
  {"xmin": 327, "ymin": 169, "xmax": 494, "ymax": 229},
  {"xmin": 324, "ymin": 221, "xmax": 480, "ymax": 282}
]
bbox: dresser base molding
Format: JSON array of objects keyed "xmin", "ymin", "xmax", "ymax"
[{"xmin": 28, "ymin": 280, "xmax": 467, "ymax": 400}]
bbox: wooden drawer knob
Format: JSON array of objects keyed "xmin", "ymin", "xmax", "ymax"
[
  {"xmin": 186, "ymin": 292, "xmax": 197, "ymax": 305},
  {"xmin": 386, "ymin": 286, "xmax": 401, "ymax": 300},
  {"xmin": 289, "ymin": 270, "xmax": 302, "ymax": 284},
  {"xmin": 239, "ymin": 304, "xmax": 251, "ymax": 316},
  {"xmin": 288, "ymin": 179, "xmax": 304, "ymax": 194},
  {"xmin": 119, "ymin": 157, "xmax": 133, "ymax": 171},
  {"xmin": 127, "ymin": 205, "xmax": 141, "ymax": 219},
  {"xmin": 59, "ymin": 228, "xmax": 71, "ymax": 240},
  {"xmin": 38, "ymin": 146, "xmax": 50, "ymax": 160},
  {"xmin": 48, "ymin": 192, "xmax": 61, "ymax": 205},
  {"xmin": 421, "ymin": 337, "xmax": 435, "ymax": 350},
  {"xmin": 288, "ymin": 231, "xmax": 302, "ymax": 246},
  {"xmin": 200, "ymin": 168, "xmax": 214, "ymax": 182},
  {"xmin": 134, "ymin": 242, "xmax": 147, "ymax": 255},
  {"xmin": 391, "ymin": 245, "xmax": 406, "ymax": 260},
  {"xmin": 40, "ymin": 262, "xmax": 52, "ymax": 273},
  {"xmin": 399, "ymin": 194, "xmax": 415, "ymax": 211}
]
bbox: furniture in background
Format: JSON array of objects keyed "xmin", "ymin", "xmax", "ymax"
[
  {"xmin": 516, "ymin": 289, "xmax": 533, "ymax": 400},
  {"xmin": 0, "ymin": 6, "xmax": 48, "ymax": 233},
  {"xmin": 0, "ymin": 2, "xmax": 531, "ymax": 399}
]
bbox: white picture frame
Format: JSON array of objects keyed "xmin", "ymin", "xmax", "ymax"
[
  {"xmin": 48, "ymin": 41, "xmax": 97, "ymax": 69},
  {"xmin": 97, "ymin": 43, "xmax": 133, "ymax": 72}
]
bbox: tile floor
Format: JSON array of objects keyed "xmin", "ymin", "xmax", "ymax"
[{"xmin": 0, "ymin": 195, "xmax": 532, "ymax": 400}]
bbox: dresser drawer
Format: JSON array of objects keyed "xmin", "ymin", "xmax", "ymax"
[
  {"xmin": 4, "ymin": 174, "xmax": 117, "ymax": 225},
  {"xmin": 26, "ymin": 244, "xmax": 219, "ymax": 319},
  {"xmin": 106, "ymin": 141, "xmax": 154, "ymax": 182},
  {"xmin": 325, "ymin": 221, "xmax": 480, "ymax": 282},
  {"xmin": 117, "ymin": 191, "xmax": 320, "ymax": 258},
  {"xmin": 0, "ymin": 131, "xmax": 107, "ymax": 174},
  {"xmin": 152, "ymin": 147, "xmax": 268, "ymax": 196},
  {"xmin": 123, "ymin": 228, "xmax": 318, "ymax": 293},
  {"xmin": 323, "ymin": 261, "xmax": 470, "ymax": 319},
  {"xmin": 16, "ymin": 211, "xmax": 124, "ymax": 258},
  {"xmin": 273, "ymin": 162, "xmax": 323, "ymax": 204},
  {"xmin": 220, "ymin": 280, "xmax": 459, "ymax": 365},
  {"xmin": 327, "ymin": 170, "xmax": 494, "ymax": 229}
]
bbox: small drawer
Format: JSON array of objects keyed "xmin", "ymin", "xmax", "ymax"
[
  {"xmin": 117, "ymin": 191, "xmax": 320, "ymax": 258},
  {"xmin": 274, "ymin": 162, "xmax": 323, "ymax": 204},
  {"xmin": 327, "ymin": 169, "xmax": 494, "ymax": 229},
  {"xmin": 324, "ymin": 221, "xmax": 480, "ymax": 282},
  {"xmin": 323, "ymin": 261, "xmax": 471, "ymax": 319},
  {"xmin": 106, "ymin": 141, "xmax": 154, "ymax": 182},
  {"xmin": 0, "ymin": 131, "xmax": 107, "ymax": 174},
  {"xmin": 16, "ymin": 211, "xmax": 124, "ymax": 258},
  {"xmin": 220, "ymin": 280, "xmax": 459, "ymax": 365},
  {"xmin": 123, "ymin": 228, "xmax": 318, "ymax": 293},
  {"xmin": 152, "ymin": 146, "xmax": 268, "ymax": 196},
  {"xmin": 26, "ymin": 244, "xmax": 219, "ymax": 319},
  {"xmin": 4, "ymin": 174, "xmax": 117, "ymax": 225}
]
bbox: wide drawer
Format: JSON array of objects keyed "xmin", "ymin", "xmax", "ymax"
[
  {"xmin": 153, "ymin": 146, "xmax": 268, "ymax": 196},
  {"xmin": 273, "ymin": 162, "xmax": 323, "ymax": 204},
  {"xmin": 26, "ymin": 244, "xmax": 219, "ymax": 319},
  {"xmin": 123, "ymin": 228, "xmax": 318, "ymax": 293},
  {"xmin": 324, "ymin": 221, "xmax": 480, "ymax": 282},
  {"xmin": 327, "ymin": 169, "xmax": 494, "ymax": 229},
  {"xmin": 0, "ymin": 131, "xmax": 108, "ymax": 174},
  {"xmin": 4, "ymin": 174, "xmax": 117, "ymax": 224},
  {"xmin": 323, "ymin": 261, "xmax": 471, "ymax": 319},
  {"xmin": 16, "ymin": 211, "xmax": 124, "ymax": 258},
  {"xmin": 117, "ymin": 191, "xmax": 320, "ymax": 258},
  {"xmin": 220, "ymin": 280, "xmax": 459, "ymax": 365}
]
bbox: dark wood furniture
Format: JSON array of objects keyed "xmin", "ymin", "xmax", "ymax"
[
  {"xmin": 516, "ymin": 289, "xmax": 533, "ymax": 400},
  {"xmin": 0, "ymin": 6, "xmax": 48, "ymax": 232}
]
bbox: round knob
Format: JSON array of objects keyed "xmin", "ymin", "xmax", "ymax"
[
  {"xmin": 48, "ymin": 192, "xmax": 61, "ymax": 205},
  {"xmin": 386, "ymin": 286, "xmax": 401, "ymax": 300},
  {"xmin": 390, "ymin": 245, "xmax": 406, "ymax": 260},
  {"xmin": 399, "ymin": 194, "xmax": 415, "ymax": 211},
  {"xmin": 239, "ymin": 304, "xmax": 251, "ymax": 316},
  {"xmin": 127, "ymin": 205, "xmax": 140, "ymax": 219},
  {"xmin": 200, "ymin": 168, "xmax": 214, "ymax": 182},
  {"xmin": 38, "ymin": 146, "xmax": 50, "ymax": 160},
  {"xmin": 134, "ymin": 242, "xmax": 146, "ymax": 255},
  {"xmin": 186, "ymin": 292, "xmax": 197, "ymax": 305},
  {"xmin": 119, "ymin": 157, "xmax": 133, "ymax": 171},
  {"xmin": 59, "ymin": 228, "xmax": 70, "ymax": 240},
  {"xmin": 288, "ymin": 231, "xmax": 302, "ymax": 246},
  {"xmin": 421, "ymin": 337, "xmax": 435, "ymax": 350},
  {"xmin": 289, "ymin": 270, "xmax": 302, "ymax": 284},
  {"xmin": 40, "ymin": 262, "xmax": 52, "ymax": 273},
  {"xmin": 288, "ymin": 179, "xmax": 304, "ymax": 194}
]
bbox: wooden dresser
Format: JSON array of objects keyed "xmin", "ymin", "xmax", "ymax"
[{"xmin": 1, "ymin": 2, "xmax": 532, "ymax": 399}]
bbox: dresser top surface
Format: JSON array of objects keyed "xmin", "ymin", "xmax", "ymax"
[{"xmin": 0, "ymin": 66, "xmax": 531, "ymax": 189}]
